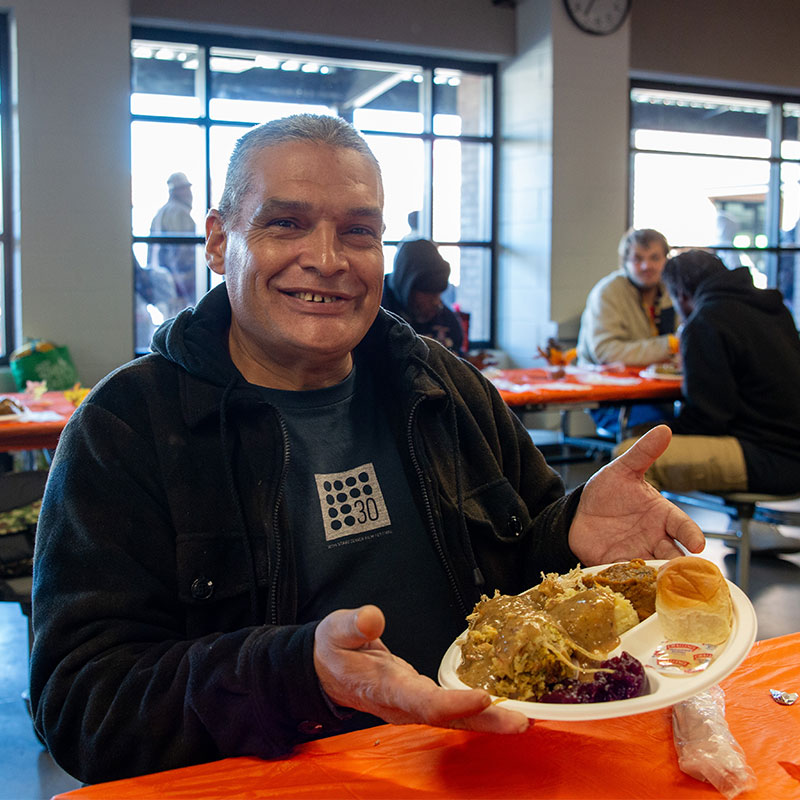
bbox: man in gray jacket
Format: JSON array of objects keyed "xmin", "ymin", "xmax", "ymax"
[
  {"xmin": 577, "ymin": 227, "xmax": 679, "ymax": 434},
  {"xmin": 31, "ymin": 115, "xmax": 704, "ymax": 785},
  {"xmin": 577, "ymin": 228, "xmax": 678, "ymax": 367}
]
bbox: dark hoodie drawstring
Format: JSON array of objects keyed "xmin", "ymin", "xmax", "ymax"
[{"xmin": 218, "ymin": 377, "xmax": 260, "ymax": 623}]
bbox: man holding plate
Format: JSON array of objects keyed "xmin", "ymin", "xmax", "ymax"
[{"xmin": 30, "ymin": 115, "xmax": 705, "ymax": 785}]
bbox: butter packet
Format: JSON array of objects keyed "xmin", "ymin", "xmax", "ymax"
[{"xmin": 649, "ymin": 641, "xmax": 718, "ymax": 675}]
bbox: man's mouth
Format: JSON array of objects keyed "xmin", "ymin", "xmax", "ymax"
[{"xmin": 287, "ymin": 291, "xmax": 341, "ymax": 304}]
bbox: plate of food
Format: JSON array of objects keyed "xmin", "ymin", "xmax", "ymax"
[
  {"xmin": 438, "ymin": 558, "xmax": 757, "ymax": 721},
  {"xmin": 639, "ymin": 363, "xmax": 683, "ymax": 382},
  {"xmin": 0, "ymin": 396, "xmax": 26, "ymax": 422}
]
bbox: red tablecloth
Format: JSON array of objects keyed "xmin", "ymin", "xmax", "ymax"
[
  {"xmin": 0, "ymin": 391, "xmax": 77, "ymax": 451},
  {"xmin": 53, "ymin": 632, "xmax": 800, "ymax": 799},
  {"xmin": 491, "ymin": 366, "xmax": 683, "ymax": 408}
]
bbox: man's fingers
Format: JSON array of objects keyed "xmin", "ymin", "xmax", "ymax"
[
  {"xmin": 449, "ymin": 704, "xmax": 532, "ymax": 735},
  {"xmin": 389, "ymin": 682, "xmax": 530, "ymax": 735},
  {"xmin": 415, "ymin": 685, "xmax": 530, "ymax": 734},
  {"xmin": 616, "ymin": 424, "xmax": 672, "ymax": 475},
  {"xmin": 665, "ymin": 509, "xmax": 706, "ymax": 554}
]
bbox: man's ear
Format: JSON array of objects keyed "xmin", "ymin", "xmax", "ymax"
[{"xmin": 205, "ymin": 210, "xmax": 227, "ymax": 276}]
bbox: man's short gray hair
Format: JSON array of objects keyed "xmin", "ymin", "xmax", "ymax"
[{"xmin": 217, "ymin": 114, "xmax": 382, "ymax": 228}]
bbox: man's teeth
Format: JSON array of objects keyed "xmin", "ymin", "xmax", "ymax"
[{"xmin": 292, "ymin": 292, "xmax": 337, "ymax": 303}]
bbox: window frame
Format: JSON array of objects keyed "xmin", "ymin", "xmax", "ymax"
[
  {"xmin": 130, "ymin": 25, "xmax": 499, "ymax": 353},
  {"xmin": 628, "ymin": 79, "xmax": 800, "ymax": 293},
  {"xmin": 0, "ymin": 13, "xmax": 14, "ymax": 363}
]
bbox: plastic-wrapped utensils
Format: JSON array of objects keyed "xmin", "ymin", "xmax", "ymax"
[{"xmin": 673, "ymin": 686, "xmax": 756, "ymax": 799}]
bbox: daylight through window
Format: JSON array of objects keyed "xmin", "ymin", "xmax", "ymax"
[{"xmin": 131, "ymin": 30, "xmax": 496, "ymax": 353}]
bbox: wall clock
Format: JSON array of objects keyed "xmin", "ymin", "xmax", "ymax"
[{"xmin": 563, "ymin": 0, "xmax": 632, "ymax": 36}]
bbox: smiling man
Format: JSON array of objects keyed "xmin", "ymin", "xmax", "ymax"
[{"xmin": 30, "ymin": 116, "xmax": 704, "ymax": 785}]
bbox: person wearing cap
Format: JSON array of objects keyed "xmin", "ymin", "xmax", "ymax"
[
  {"xmin": 381, "ymin": 238, "xmax": 465, "ymax": 354},
  {"xmin": 148, "ymin": 171, "xmax": 197, "ymax": 306}
]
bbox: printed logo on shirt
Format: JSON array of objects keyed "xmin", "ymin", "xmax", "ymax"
[{"xmin": 315, "ymin": 462, "xmax": 391, "ymax": 542}]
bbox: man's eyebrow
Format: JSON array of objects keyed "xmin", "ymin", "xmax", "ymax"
[
  {"xmin": 250, "ymin": 198, "xmax": 311, "ymax": 222},
  {"xmin": 348, "ymin": 205, "xmax": 383, "ymax": 218},
  {"xmin": 250, "ymin": 199, "xmax": 384, "ymax": 226}
]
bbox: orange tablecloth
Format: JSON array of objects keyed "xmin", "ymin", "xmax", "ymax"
[
  {"xmin": 0, "ymin": 391, "xmax": 77, "ymax": 451},
  {"xmin": 490, "ymin": 366, "xmax": 683, "ymax": 409},
  {"xmin": 53, "ymin": 632, "xmax": 800, "ymax": 800}
]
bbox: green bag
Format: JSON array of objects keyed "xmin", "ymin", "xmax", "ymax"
[{"xmin": 10, "ymin": 344, "xmax": 80, "ymax": 391}]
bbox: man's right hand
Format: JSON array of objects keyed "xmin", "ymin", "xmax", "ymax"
[{"xmin": 313, "ymin": 605, "xmax": 530, "ymax": 734}]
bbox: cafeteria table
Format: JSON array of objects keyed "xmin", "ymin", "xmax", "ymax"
[
  {"xmin": 52, "ymin": 631, "xmax": 800, "ymax": 799},
  {"xmin": 0, "ymin": 390, "xmax": 77, "ymax": 452},
  {"xmin": 488, "ymin": 365, "xmax": 683, "ymax": 411},
  {"xmin": 488, "ymin": 365, "xmax": 683, "ymax": 460}
]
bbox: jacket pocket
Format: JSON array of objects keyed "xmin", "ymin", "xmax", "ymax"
[
  {"xmin": 175, "ymin": 532, "xmax": 261, "ymax": 635},
  {"xmin": 460, "ymin": 478, "xmax": 533, "ymax": 544}
]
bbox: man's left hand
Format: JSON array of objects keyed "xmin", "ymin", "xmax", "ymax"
[{"xmin": 568, "ymin": 425, "xmax": 705, "ymax": 565}]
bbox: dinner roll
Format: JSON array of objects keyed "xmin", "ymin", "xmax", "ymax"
[{"xmin": 656, "ymin": 557, "xmax": 733, "ymax": 645}]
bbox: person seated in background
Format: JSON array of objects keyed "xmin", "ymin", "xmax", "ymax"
[
  {"xmin": 616, "ymin": 249, "xmax": 800, "ymax": 553},
  {"xmin": 381, "ymin": 238, "xmax": 465, "ymax": 354},
  {"xmin": 576, "ymin": 227, "xmax": 679, "ymax": 436},
  {"xmin": 30, "ymin": 114, "xmax": 704, "ymax": 785}
]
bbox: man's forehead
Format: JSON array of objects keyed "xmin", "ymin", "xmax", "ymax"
[
  {"xmin": 245, "ymin": 142, "xmax": 382, "ymax": 205},
  {"xmin": 632, "ymin": 242, "xmax": 665, "ymax": 259}
]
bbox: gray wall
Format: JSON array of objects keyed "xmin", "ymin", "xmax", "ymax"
[
  {"xmin": 630, "ymin": 0, "xmax": 800, "ymax": 93},
  {"xmin": 131, "ymin": 0, "xmax": 517, "ymax": 61},
  {"xmin": 1, "ymin": 0, "xmax": 132, "ymax": 390},
  {"xmin": 2, "ymin": 0, "xmax": 798, "ymax": 388}
]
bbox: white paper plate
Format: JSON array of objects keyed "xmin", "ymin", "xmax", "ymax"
[
  {"xmin": 438, "ymin": 560, "xmax": 757, "ymax": 721},
  {"xmin": 639, "ymin": 367, "xmax": 683, "ymax": 382}
]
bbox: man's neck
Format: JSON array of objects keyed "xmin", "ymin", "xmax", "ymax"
[
  {"xmin": 228, "ymin": 332, "xmax": 354, "ymax": 390},
  {"xmin": 638, "ymin": 285, "xmax": 659, "ymax": 307}
]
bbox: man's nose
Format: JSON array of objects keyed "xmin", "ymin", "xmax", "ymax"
[{"xmin": 298, "ymin": 224, "xmax": 348, "ymax": 275}]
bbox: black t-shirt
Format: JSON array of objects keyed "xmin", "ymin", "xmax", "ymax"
[{"xmin": 258, "ymin": 360, "xmax": 465, "ymax": 679}]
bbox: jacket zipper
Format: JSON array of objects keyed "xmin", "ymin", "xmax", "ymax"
[
  {"xmin": 406, "ymin": 395, "xmax": 468, "ymax": 616},
  {"xmin": 268, "ymin": 410, "xmax": 291, "ymax": 625}
]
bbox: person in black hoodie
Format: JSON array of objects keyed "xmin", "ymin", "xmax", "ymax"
[
  {"xmin": 30, "ymin": 114, "xmax": 704, "ymax": 785},
  {"xmin": 381, "ymin": 238, "xmax": 465, "ymax": 354},
  {"xmin": 617, "ymin": 249, "xmax": 800, "ymax": 497}
]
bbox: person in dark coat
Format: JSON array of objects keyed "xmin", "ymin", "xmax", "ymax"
[
  {"xmin": 619, "ymin": 249, "xmax": 800, "ymax": 495},
  {"xmin": 30, "ymin": 114, "xmax": 704, "ymax": 785},
  {"xmin": 381, "ymin": 239, "xmax": 465, "ymax": 354}
]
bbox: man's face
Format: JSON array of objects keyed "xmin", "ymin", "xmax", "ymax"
[
  {"xmin": 206, "ymin": 141, "xmax": 385, "ymax": 386},
  {"xmin": 624, "ymin": 243, "xmax": 667, "ymax": 291},
  {"xmin": 409, "ymin": 290, "xmax": 443, "ymax": 323}
]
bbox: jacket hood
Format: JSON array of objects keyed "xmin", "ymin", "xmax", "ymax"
[
  {"xmin": 151, "ymin": 282, "xmax": 433, "ymax": 388},
  {"xmin": 388, "ymin": 239, "xmax": 450, "ymax": 308},
  {"xmin": 694, "ymin": 266, "xmax": 787, "ymax": 316},
  {"xmin": 151, "ymin": 283, "xmax": 242, "ymax": 387}
]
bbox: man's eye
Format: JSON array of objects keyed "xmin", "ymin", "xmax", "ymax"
[
  {"xmin": 270, "ymin": 219, "xmax": 296, "ymax": 228},
  {"xmin": 347, "ymin": 226, "xmax": 377, "ymax": 237}
]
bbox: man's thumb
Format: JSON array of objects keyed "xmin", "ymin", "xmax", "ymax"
[
  {"xmin": 326, "ymin": 605, "xmax": 385, "ymax": 649},
  {"xmin": 616, "ymin": 424, "xmax": 672, "ymax": 475}
]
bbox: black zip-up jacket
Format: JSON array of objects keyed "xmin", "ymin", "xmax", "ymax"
[
  {"xmin": 670, "ymin": 267, "xmax": 800, "ymax": 492},
  {"xmin": 30, "ymin": 284, "xmax": 581, "ymax": 784}
]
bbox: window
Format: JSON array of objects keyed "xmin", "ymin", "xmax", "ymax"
[
  {"xmin": 629, "ymin": 83, "xmax": 800, "ymax": 322},
  {"xmin": 131, "ymin": 28, "xmax": 496, "ymax": 353},
  {"xmin": 0, "ymin": 14, "xmax": 13, "ymax": 361}
]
